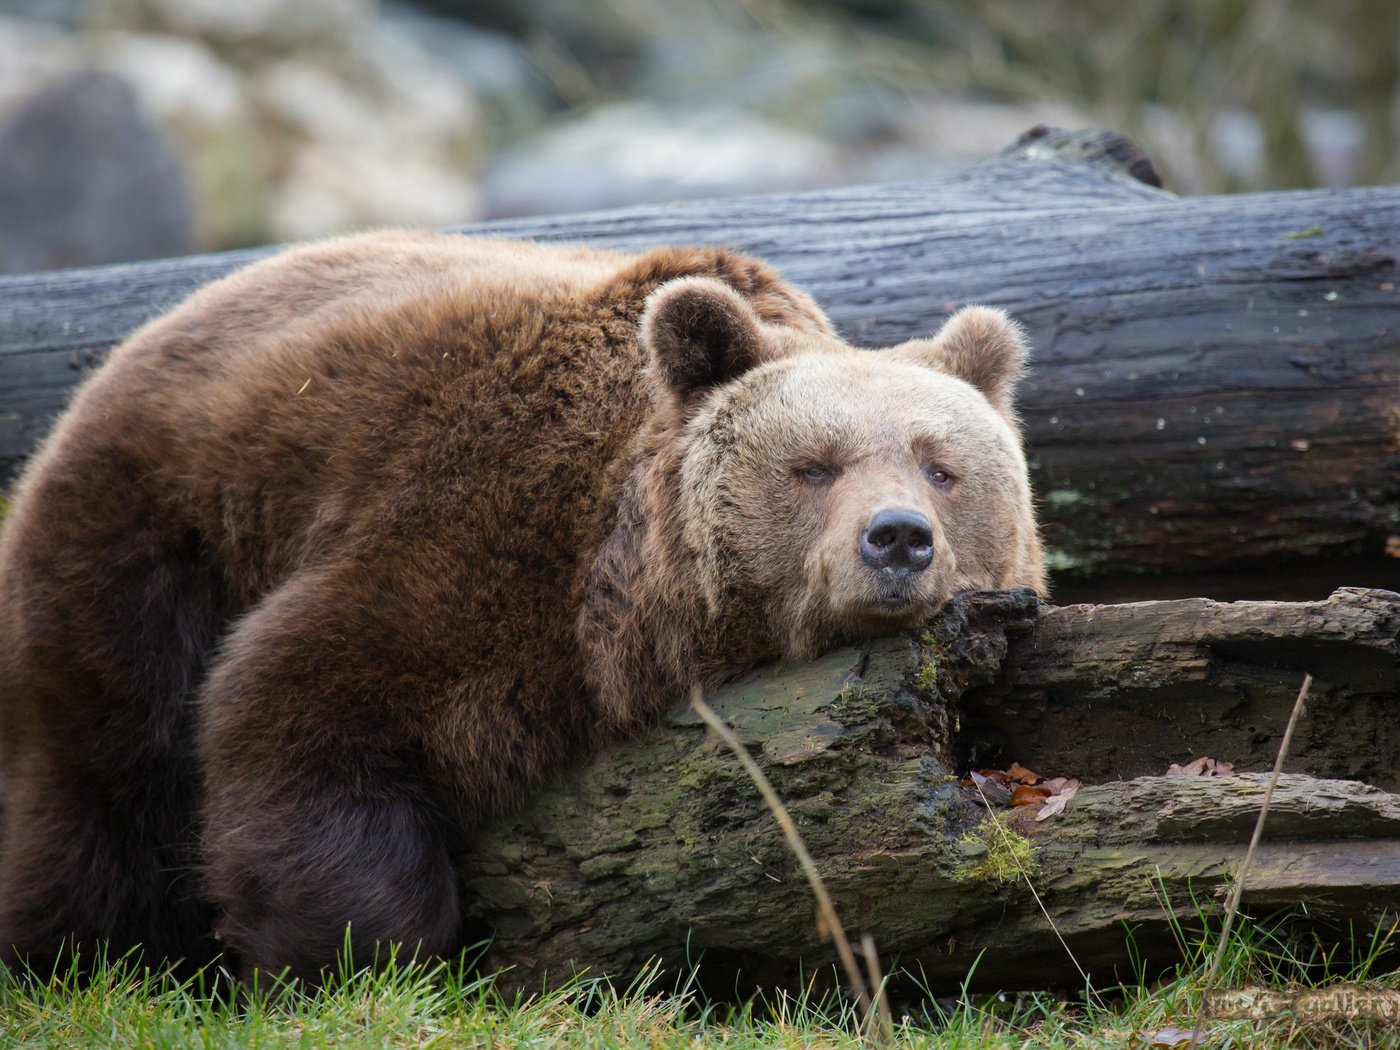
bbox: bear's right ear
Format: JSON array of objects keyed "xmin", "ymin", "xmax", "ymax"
[
  {"xmin": 893, "ymin": 305, "xmax": 1030, "ymax": 416},
  {"xmin": 641, "ymin": 277, "xmax": 764, "ymax": 401}
]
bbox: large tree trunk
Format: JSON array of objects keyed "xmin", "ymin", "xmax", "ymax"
[
  {"xmin": 3, "ymin": 128, "xmax": 1398, "ymax": 597},
  {"xmin": 460, "ymin": 588, "xmax": 1400, "ymax": 995}
]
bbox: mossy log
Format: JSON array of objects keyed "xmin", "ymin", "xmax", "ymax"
[
  {"xmin": 460, "ymin": 588, "xmax": 1400, "ymax": 995},
  {"xmin": 3, "ymin": 128, "xmax": 1400, "ymax": 596}
]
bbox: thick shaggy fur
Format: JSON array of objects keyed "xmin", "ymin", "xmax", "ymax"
[{"xmin": 0, "ymin": 232, "xmax": 1043, "ymax": 981}]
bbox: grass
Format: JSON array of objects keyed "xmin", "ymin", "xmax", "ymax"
[{"xmin": 2, "ymin": 913, "xmax": 1396, "ymax": 1049}]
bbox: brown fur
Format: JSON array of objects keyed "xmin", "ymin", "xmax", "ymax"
[{"xmin": 0, "ymin": 231, "xmax": 1043, "ymax": 982}]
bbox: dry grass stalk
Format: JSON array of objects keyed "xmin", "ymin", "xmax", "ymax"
[
  {"xmin": 968, "ymin": 779, "xmax": 1098, "ymax": 1001},
  {"xmin": 689, "ymin": 686, "xmax": 891, "ymax": 1043},
  {"xmin": 859, "ymin": 934, "xmax": 894, "ymax": 1043},
  {"xmin": 1190, "ymin": 672, "xmax": 1314, "ymax": 1046}
]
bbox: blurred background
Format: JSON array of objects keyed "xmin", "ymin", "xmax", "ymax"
[{"xmin": 0, "ymin": 0, "xmax": 1396, "ymax": 273}]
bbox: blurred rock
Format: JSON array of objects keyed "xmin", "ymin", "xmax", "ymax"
[
  {"xmin": 94, "ymin": 32, "xmax": 268, "ymax": 248},
  {"xmin": 90, "ymin": 0, "xmax": 375, "ymax": 48},
  {"xmin": 382, "ymin": 0, "xmax": 551, "ymax": 146},
  {"xmin": 636, "ymin": 19, "xmax": 902, "ymax": 146},
  {"xmin": 271, "ymin": 144, "xmax": 481, "ymax": 240},
  {"xmin": 252, "ymin": 37, "xmax": 481, "ymax": 238},
  {"xmin": 0, "ymin": 0, "xmax": 487, "ymax": 265},
  {"xmin": 97, "ymin": 31, "xmax": 245, "ymax": 126},
  {"xmin": 405, "ymin": 0, "xmax": 646, "ymax": 90},
  {"xmin": 482, "ymin": 102, "xmax": 841, "ymax": 217},
  {"xmin": 255, "ymin": 60, "xmax": 393, "ymax": 148},
  {"xmin": 353, "ymin": 17, "xmax": 481, "ymax": 146},
  {"xmin": 0, "ymin": 16, "xmax": 82, "ymax": 113},
  {"xmin": 0, "ymin": 0, "xmax": 87, "ymax": 27},
  {"xmin": 0, "ymin": 68, "xmax": 194, "ymax": 273}
]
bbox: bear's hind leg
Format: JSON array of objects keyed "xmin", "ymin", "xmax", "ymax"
[
  {"xmin": 206, "ymin": 786, "xmax": 462, "ymax": 984},
  {"xmin": 198, "ymin": 570, "xmax": 463, "ymax": 983}
]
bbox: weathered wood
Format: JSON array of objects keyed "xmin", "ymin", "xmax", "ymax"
[
  {"xmin": 458, "ymin": 588, "xmax": 1400, "ymax": 994},
  {"xmin": 958, "ymin": 587, "xmax": 1400, "ymax": 787},
  {"xmin": 3, "ymin": 128, "xmax": 1399, "ymax": 592}
]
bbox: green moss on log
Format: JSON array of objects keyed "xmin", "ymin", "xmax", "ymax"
[{"xmin": 953, "ymin": 814, "xmax": 1038, "ymax": 885}]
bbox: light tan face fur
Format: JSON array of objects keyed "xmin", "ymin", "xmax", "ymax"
[{"xmin": 673, "ymin": 311, "xmax": 1043, "ymax": 661}]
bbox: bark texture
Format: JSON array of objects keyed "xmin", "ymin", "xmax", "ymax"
[
  {"xmin": 3, "ymin": 128, "xmax": 1399, "ymax": 593},
  {"xmin": 458, "ymin": 587, "xmax": 1400, "ymax": 994}
]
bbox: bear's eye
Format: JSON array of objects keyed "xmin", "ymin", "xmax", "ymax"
[
  {"xmin": 925, "ymin": 467, "xmax": 954, "ymax": 488},
  {"xmin": 796, "ymin": 465, "xmax": 837, "ymax": 485}
]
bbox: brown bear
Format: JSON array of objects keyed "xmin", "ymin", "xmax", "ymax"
[{"xmin": 0, "ymin": 231, "xmax": 1044, "ymax": 982}]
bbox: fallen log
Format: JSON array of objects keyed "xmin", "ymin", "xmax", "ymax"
[
  {"xmin": 459, "ymin": 588, "xmax": 1400, "ymax": 995},
  {"xmin": 3, "ymin": 128, "xmax": 1399, "ymax": 596}
]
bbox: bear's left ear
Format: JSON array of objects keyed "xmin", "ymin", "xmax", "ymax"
[
  {"xmin": 641, "ymin": 276, "xmax": 765, "ymax": 401},
  {"xmin": 894, "ymin": 305, "xmax": 1030, "ymax": 416}
]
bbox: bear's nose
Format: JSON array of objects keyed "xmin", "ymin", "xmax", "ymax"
[{"xmin": 860, "ymin": 508, "xmax": 934, "ymax": 575}]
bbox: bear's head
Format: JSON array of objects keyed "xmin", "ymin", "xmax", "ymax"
[{"xmin": 641, "ymin": 276, "xmax": 1045, "ymax": 662}]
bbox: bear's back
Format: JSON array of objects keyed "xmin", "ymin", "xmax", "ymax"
[{"xmin": 12, "ymin": 233, "xmax": 655, "ymax": 604}]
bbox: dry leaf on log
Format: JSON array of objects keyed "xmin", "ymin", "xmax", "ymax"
[
  {"xmin": 1035, "ymin": 780, "xmax": 1080, "ymax": 821},
  {"xmin": 1165, "ymin": 756, "xmax": 1236, "ymax": 777},
  {"xmin": 961, "ymin": 764, "xmax": 1081, "ymax": 820}
]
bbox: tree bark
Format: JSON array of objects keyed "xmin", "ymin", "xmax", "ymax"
[
  {"xmin": 3, "ymin": 127, "xmax": 1399, "ymax": 594},
  {"xmin": 458, "ymin": 588, "xmax": 1400, "ymax": 995}
]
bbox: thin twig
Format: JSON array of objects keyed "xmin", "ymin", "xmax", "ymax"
[
  {"xmin": 1190, "ymin": 672, "xmax": 1313, "ymax": 1046},
  {"xmin": 689, "ymin": 686, "xmax": 879, "ymax": 1035}
]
